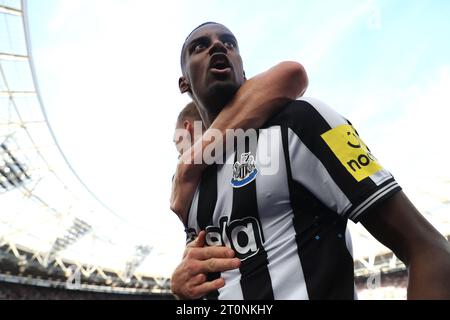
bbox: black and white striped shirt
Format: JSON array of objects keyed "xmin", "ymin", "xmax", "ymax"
[{"xmin": 185, "ymin": 97, "xmax": 402, "ymax": 300}]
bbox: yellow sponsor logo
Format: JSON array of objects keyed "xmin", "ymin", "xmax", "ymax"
[{"xmin": 321, "ymin": 124, "xmax": 382, "ymax": 182}]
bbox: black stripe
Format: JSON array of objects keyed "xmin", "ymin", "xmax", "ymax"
[
  {"xmin": 267, "ymin": 100, "xmax": 379, "ymax": 205},
  {"xmin": 281, "ymin": 125, "xmax": 355, "ymax": 300},
  {"xmin": 230, "ymin": 135, "xmax": 274, "ymax": 300},
  {"xmin": 345, "ymin": 178, "xmax": 399, "ymax": 220},
  {"xmin": 197, "ymin": 164, "xmax": 218, "ymax": 230},
  {"xmin": 350, "ymin": 182, "xmax": 402, "ymax": 223},
  {"xmin": 197, "ymin": 164, "xmax": 220, "ymax": 300}
]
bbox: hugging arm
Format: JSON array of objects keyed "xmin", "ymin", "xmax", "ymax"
[{"xmin": 171, "ymin": 61, "xmax": 308, "ymax": 223}]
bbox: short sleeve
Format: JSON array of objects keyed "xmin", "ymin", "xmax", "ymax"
[{"xmin": 285, "ymin": 98, "xmax": 402, "ymax": 222}]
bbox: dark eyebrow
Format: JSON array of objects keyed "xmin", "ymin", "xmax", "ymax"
[
  {"xmin": 187, "ymin": 32, "xmax": 238, "ymax": 51},
  {"xmin": 221, "ymin": 33, "xmax": 238, "ymax": 44},
  {"xmin": 187, "ymin": 36, "xmax": 210, "ymax": 49}
]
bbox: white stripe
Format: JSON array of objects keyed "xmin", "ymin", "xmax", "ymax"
[
  {"xmin": 299, "ymin": 97, "xmax": 348, "ymax": 128},
  {"xmin": 347, "ymin": 180, "xmax": 397, "ymax": 218},
  {"xmin": 347, "ymin": 181, "xmax": 397, "ymax": 219},
  {"xmin": 187, "ymin": 186, "xmax": 200, "ymax": 244},
  {"xmin": 214, "ymin": 158, "xmax": 235, "ymax": 224},
  {"xmin": 351, "ymin": 183, "xmax": 399, "ymax": 221},
  {"xmin": 369, "ymin": 167, "xmax": 393, "ymax": 186},
  {"xmin": 217, "ymin": 276, "xmax": 244, "ymax": 300},
  {"xmin": 215, "ymin": 153, "xmax": 244, "ymax": 300},
  {"xmin": 343, "ymin": 224, "xmax": 358, "ymax": 299},
  {"xmin": 302, "ymin": 96, "xmax": 395, "ymax": 190},
  {"xmin": 288, "ymin": 128, "xmax": 352, "ymax": 215},
  {"xmin": 256, "ymin": 127, "xmax": 309, "ymax": 300},
  {"xmin": 345, "ymin": 224, "xmax": 353, "ymax": 258}
]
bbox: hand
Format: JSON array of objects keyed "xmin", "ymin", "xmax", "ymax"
[{"xmin": 170, "ymin": 231, "xmax": 241, "ymax": 300}]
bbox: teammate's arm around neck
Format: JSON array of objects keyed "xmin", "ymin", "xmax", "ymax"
[{"xmin": 171, "ymin": 61, "xmax": 308, "ymax": 224}]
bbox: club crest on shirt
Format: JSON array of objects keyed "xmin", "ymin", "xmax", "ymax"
[{"xmin": 231, "ymin": 152, "xmax": 258, "ymax": 188}]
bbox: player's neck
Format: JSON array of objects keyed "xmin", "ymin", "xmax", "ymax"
[
  {"xmin": 196, "ymin": 85, "xmax": 239, "ymax": 128},
  {"xmin": 196, "ymin": 100, "xmax": 228, "ymax": 129}
]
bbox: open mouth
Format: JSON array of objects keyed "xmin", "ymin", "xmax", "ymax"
[{"xmin": 209, "ymin": 54, "xmax": 231, "ymax": 72}]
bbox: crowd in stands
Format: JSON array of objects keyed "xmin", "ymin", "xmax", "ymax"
[
  {"xmin": 356, "ymin": 270, "xmax": 407, "ymax": 300},
  {"xmin": 0, "ymin": 281, "xmax": 174, "ymax": 300}
]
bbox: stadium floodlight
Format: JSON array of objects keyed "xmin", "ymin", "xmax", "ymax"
[
  {"xmin": 123, "ymin": 245, "xmax": 152, "ymax": 283},
  {"xmin": 0, "ymin": 141, "xmax": 31, "ymax": 192},
  {"xmin": 45, "ymin": 218, "xmax": 92, "ymax": 266}
]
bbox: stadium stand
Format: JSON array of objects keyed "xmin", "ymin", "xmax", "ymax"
[{"xmin": 1, "ymin": 0, "xmax": 449, "ymax": 300}]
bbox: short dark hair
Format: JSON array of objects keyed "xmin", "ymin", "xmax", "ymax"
[
  {"xmin": 180, "ymin": 22, "xmax": 221, "ymax": 70},
  {"xmin": 177, "ymin": 101, "xmax": 202, "ymax": 125}
]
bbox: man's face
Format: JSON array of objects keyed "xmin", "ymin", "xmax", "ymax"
[{"xmin": 180, "ymin": 24, "xmax": 245, "ymax": 112}]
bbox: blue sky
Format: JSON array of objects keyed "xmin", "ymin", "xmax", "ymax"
[{"xmin": 23, "ymin": 0, "xmax": 450, "ymax": 274}]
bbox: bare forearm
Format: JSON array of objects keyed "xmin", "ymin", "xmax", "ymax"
[
  {"xmin": 171, "ymin": 61, "xmax": 308, "ymax": 221},
  {"xmin": 361, "ymin": 191, "xmax": 450, "ymax": 299},
  {"xmin": 407, "ymin": 240, "xmax": 450, "ymax": 299},
  {"xmin": 210, "ymin": 61, "xmax": 307, "ymax": 133},
  {"xmin": 179, "ymin": 61, "xmax": 307, "ymax": 165}
]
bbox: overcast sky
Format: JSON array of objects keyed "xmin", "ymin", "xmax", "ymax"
[{"xmin": 24, "ymin": 0, "xmax": 450, "ymax": 276}]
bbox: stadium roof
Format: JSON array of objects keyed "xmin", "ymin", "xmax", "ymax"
[
  {"xmin": 0, "ymin": 0, "xmax": 168, "ymax": 283},
  {"xmin": 1, "ymin": 0, "xmax": 449, "ymax": 285}
]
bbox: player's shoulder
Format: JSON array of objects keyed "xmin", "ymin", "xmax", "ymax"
[{"xmin": 265, "ymin": 97, "xmax": 346, "ymax": 129}]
